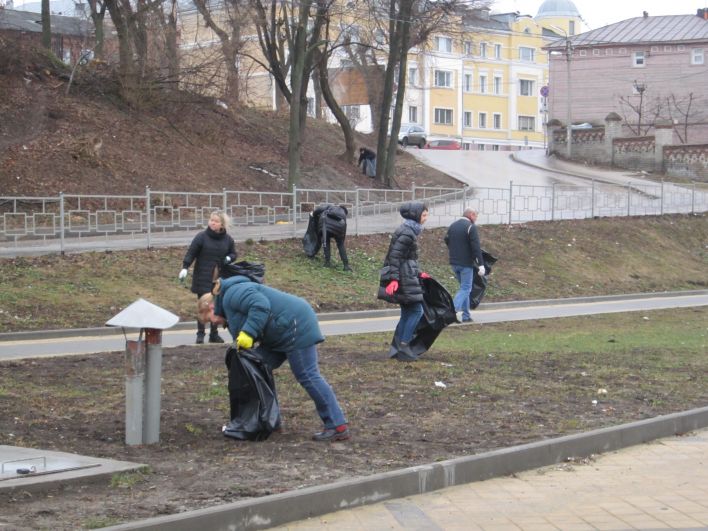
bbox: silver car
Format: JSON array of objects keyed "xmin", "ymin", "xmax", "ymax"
[{"xmin": 397, "ymin": 125, "xmax": 426, "ymax": 148}]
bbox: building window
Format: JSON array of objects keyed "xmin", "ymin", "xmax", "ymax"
[
  {"xmin": 479, "ymin": 75, "xmax": 487, "ymax": 94},
  {"xmin": 519, "ymin": 79, "xmax": 535, "ymax": 96},
  {"xmin": 678, "ymin": 45, "xmax": 685, "ymax": 51},
  {"xmin": 434, "ymin": 70, "xmax": 452, "ymax": 87},
  {"xmin": 493, "ymin": 76, "xmax": 502, "ymax": 94},
  {"xmin": 691, "ymin": 48, "xmax": 704, "ymax": 65},
  {"xmin": 633, "ymin": 51, "xmax": 645, "ymax": 67},
  {"xmin": 463, "ymin": 111, "xmax": 473, "ymax": 128},
  {"xmin": 409, "ymin": 106, "xmax": 418, "ymax": 123},
  {"xmin": 463, "ymin": 73, "xmax": 472, "ymax": 92},
  {"xmin": 494, "ymin": 44, "xmax": 502, "ymax": 59},
  {"xmin": 464, "ymin": 41, "xmax": 474, "ymax": 55},
  {"xmin": 408, "ymin": 67, "xmax": 417, "ymax": 86},
  {"xmin": 479, "ymin": 42, "xmax": 487, "ymax": 58},
  {"xmin": 478, "ymin": 112, "xmax": 487, "ymax": 128},
  {"xmin": 435, "ymin": 36, "xmax": 452, "ymax": 53},
  {"xmin": 493, "ymin": 113, "xmax": 501, "ymax": 129},
  {"xmin": 593, "ymin": 49, "xmax": 600, "ymax": 56},
  {"xmin": 518, "ymin": 115, "xmax": 535, "ymax": 131},
  {"xmin": 569, "ymin": 20, "xmax": 575, "ymax": 35},
  {"xmin": 519, "ymin": 47, "xmax": 535, "ymax": 62},
  {"xmin": 434, "ymin": 108, "xmax": 453, "ymax": 125},
  {"xmin": 579, "ymin": 50, "xmax": 587, "ymax": 56},
  {"xmin": 342, "ymin": 105, "xmax": 360, "ymax": 124}
]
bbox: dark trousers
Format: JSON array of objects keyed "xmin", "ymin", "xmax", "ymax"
[{"xmin": 322, "ymin": 234, "xmax": 348, "ymax": 265}]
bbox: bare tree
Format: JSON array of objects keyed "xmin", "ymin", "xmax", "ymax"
[
  {"xmin": 665, "ymin": 92, "xmax": 699, "ymax": 144},
  {"xmin": 86, "ymin": 0, "xmax": 107, "ymax": 59},
  {"xmin": 191, "ymin": 0, "xmax": 247, "ymax": 104},
  {"xmin": 618, "ymin": 82, "xmax": 663, "ymax": 136},
  {"xmin": 250, "ymin": 0, "xmax": 331, "ymax": 189}
]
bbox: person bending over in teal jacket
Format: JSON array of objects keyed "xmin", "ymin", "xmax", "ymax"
[{"xmin": 198, "ymin": 276, "xmax": 350, "ymax": 442}]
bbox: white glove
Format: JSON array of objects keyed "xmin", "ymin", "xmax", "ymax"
[
  {"xmin": 224, "ymin": 256, "xmax": 232, "ymax": 264},
  {"xmin": 477, "ymin": 265, "xmax": 486, "ymax": 277},
  {"xmin": 178, "ymin": 268, "xmax": 188, "ymax": 280}
]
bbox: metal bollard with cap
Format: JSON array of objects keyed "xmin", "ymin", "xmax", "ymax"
[{"xmin": 106, "ymin": 298, "xmax": 179, "ymax": 445}]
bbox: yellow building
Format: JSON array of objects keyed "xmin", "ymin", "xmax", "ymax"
[
  {"xmin": 176, "ymin": 1, "xmax": 582, "ymax": 151},
  {"xmin": 400, "ymin": 2, "xmax": 581, "ymax": 151}
]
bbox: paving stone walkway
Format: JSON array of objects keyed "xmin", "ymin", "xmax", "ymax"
[{"xmin": 273, "ymin": 428, "xmax": 708, "ymax": 530}]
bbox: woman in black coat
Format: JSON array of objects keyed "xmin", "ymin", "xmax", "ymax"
[
  {"xmin": 378, "ymin": 202, "xmax": 430, "ymax": 350},
  {"xmin": 179, "ymin": 211, "xmax": 237, "ymax": 343}
]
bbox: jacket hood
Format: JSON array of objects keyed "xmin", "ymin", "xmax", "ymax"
[{"xmin": 399, "ymin": 202, "xmax": 427, "ymax": 222}]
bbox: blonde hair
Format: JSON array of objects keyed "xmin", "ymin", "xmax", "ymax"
[
  {"xmin": 210, "ymin": 210, "xmax": 231, "ymax": 232},
  {"xmin": 197, "ymin": 292, "xmax": 214, "ymax": 324}
]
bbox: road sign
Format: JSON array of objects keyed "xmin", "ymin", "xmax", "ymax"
[{"xmin": 540, "ymin": 85, "xmax": 549, "ymax": 97}]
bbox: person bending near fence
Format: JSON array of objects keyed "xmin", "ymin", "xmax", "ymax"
[
  {"xmin": 312, "ymin": 203, "xmax": 351, "ymax": 271},
  {"xmin": 179, "ymin": 210, "xmax": 237, "ymax": 344}
]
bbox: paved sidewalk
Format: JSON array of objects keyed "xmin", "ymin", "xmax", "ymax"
[{"xmin": 273, "ymin": 428, "xmax": 708, "ymax": 530}]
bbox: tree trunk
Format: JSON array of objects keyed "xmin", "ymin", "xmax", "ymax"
[
  {"xmin": 384, "ymin": 0, "xmax": 413, "ymax": 185},
  {"xmin": 315, "ymin": 49, "xmax": 355, "ymax": 162},
  {"xmin": 286, "ymin": 0, "xmax": 312, "ymax": 190},
  {"xmin": 41, "ymin": 0, "xmax": 52, "ymax": 50}
]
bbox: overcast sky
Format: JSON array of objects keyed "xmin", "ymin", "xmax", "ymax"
[{"xmin": 491, "ymin": 0, "xmax": 708, "ymax": 32}]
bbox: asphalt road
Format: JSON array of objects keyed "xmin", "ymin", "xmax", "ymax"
[{"xmin": 1, "ymin": 291, "xmax": 705, "ymax": 361}]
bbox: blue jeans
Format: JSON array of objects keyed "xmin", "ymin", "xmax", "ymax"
[
  {"xmin": 254, "ymin": 344, "xmax": 347, "ymax": 429},
  {"xmin": 452, "ymin": 265, "xmax": 475, "ymax": 320},
  {"xmin": 394, "ymin": 302, "xmax": 424, "ymax": 344}
]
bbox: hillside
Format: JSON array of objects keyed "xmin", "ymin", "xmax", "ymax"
[{"xmin": 0, "ymin": 46, "xmax": 460, "ymax": 196}]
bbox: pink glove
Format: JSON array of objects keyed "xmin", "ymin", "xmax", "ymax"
[
  {"xmin": 419, "ymin": 272, "xmax": 431, "ymax": 279},
  {"xmin": 385, "ymin": 280, "xmax": 399, "ymax": 296}
]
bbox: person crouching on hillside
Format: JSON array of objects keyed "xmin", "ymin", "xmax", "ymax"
[
  {"xmin": 178, "ymin": 211, "xmax": 237, "ymax": 344},
  {"xmin": 197, "ymin": 276, "xmax": 350, "ymax": 442}
]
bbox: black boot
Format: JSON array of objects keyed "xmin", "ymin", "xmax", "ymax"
[
  {"xmin": 196, "ymin": 322, "xmax": 206, "ymax": 344},
  {"xmin": 343, "ymin": 263, "xmax": 352, "ymax": 272},
  {"xmin": 209, "ymin": 326, "xmax": 224, "ymax": 344}
]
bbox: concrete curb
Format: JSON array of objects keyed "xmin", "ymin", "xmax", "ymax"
[
  {"xmin": 106, "ymin": 405, "xmax": 708, "ymax": 531},
  {"xmin": 1, "ymin": 290, "xmax": 705, "ymax": 342}
]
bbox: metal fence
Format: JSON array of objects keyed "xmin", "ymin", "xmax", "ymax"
[{"xmin": 1, "ymin": 180, "xmax": 706, "ymax": 256}]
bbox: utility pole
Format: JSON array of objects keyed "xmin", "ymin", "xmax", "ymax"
[{"xmin": 565, "ymin": 37, "xmax": 573, "ymax": 159}]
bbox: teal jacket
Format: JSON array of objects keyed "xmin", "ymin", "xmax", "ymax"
[{"xmin": 214, "ymin": 276, "xmax": 324, "ymax": 352}]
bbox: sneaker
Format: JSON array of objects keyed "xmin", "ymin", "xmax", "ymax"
[
  {"xmin": 461, "ymin": 317, "xmax": 473, "ymax": 323},
  {"xmin": 312, "ymin": 425, "xmax": 350, "ymax": 442},
  {"xmin": 196, "ymin": 333, "xmax": 205, "ymax": 345},
  {"xmin": 209, "ymin": 334, "xmax": 224, "ymax": 344}
]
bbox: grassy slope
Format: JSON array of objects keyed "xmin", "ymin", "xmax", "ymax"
[{"xmin": 0, "ymin": 214, "xmax": 705, "ymax": 333}]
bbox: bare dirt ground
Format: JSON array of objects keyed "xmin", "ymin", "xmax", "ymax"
[{"xmin": 1, "ymin": 307, "xmax": 708, "ymax": 530}]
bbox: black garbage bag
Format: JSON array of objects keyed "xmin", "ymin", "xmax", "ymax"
[
  {"xmin": 222, "ymin": 347, "xmax": 281, "ymax": 441},
  {"xmin": 217, "ymin": 261, "xmax": 266, "ymax": 284},
  {"xmin": 389, "ymin": 276, "xmax": 456, "ymax": 361},
  {"xmin": 470, "ymin": 250, "xmax": 498, "ymax": 310},
  {"xmin": 302, "ymin": 215, "xmax": 321, "ymax": 258}
]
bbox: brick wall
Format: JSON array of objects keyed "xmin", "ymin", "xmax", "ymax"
[{"xmin": 664, "ymin": 145, "xmax": 708, "ymax": 182}]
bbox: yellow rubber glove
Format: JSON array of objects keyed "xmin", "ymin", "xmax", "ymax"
[{"xmin": 235, "ymin": 331, "xmax": 254, "ymax": 350}]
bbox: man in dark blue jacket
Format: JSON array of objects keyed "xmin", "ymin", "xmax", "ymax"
[{"xmin": 444, "ymin": 208, "xmax": 485, "ymax": 322}]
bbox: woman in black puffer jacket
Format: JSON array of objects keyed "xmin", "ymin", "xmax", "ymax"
[
  {"xmin": 377, "ymin": 202, "xmax": 430, "ymax": 352},
  {"xmin": 179, "ymin": 211, "xmax": 237, "ymax": 344}
]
